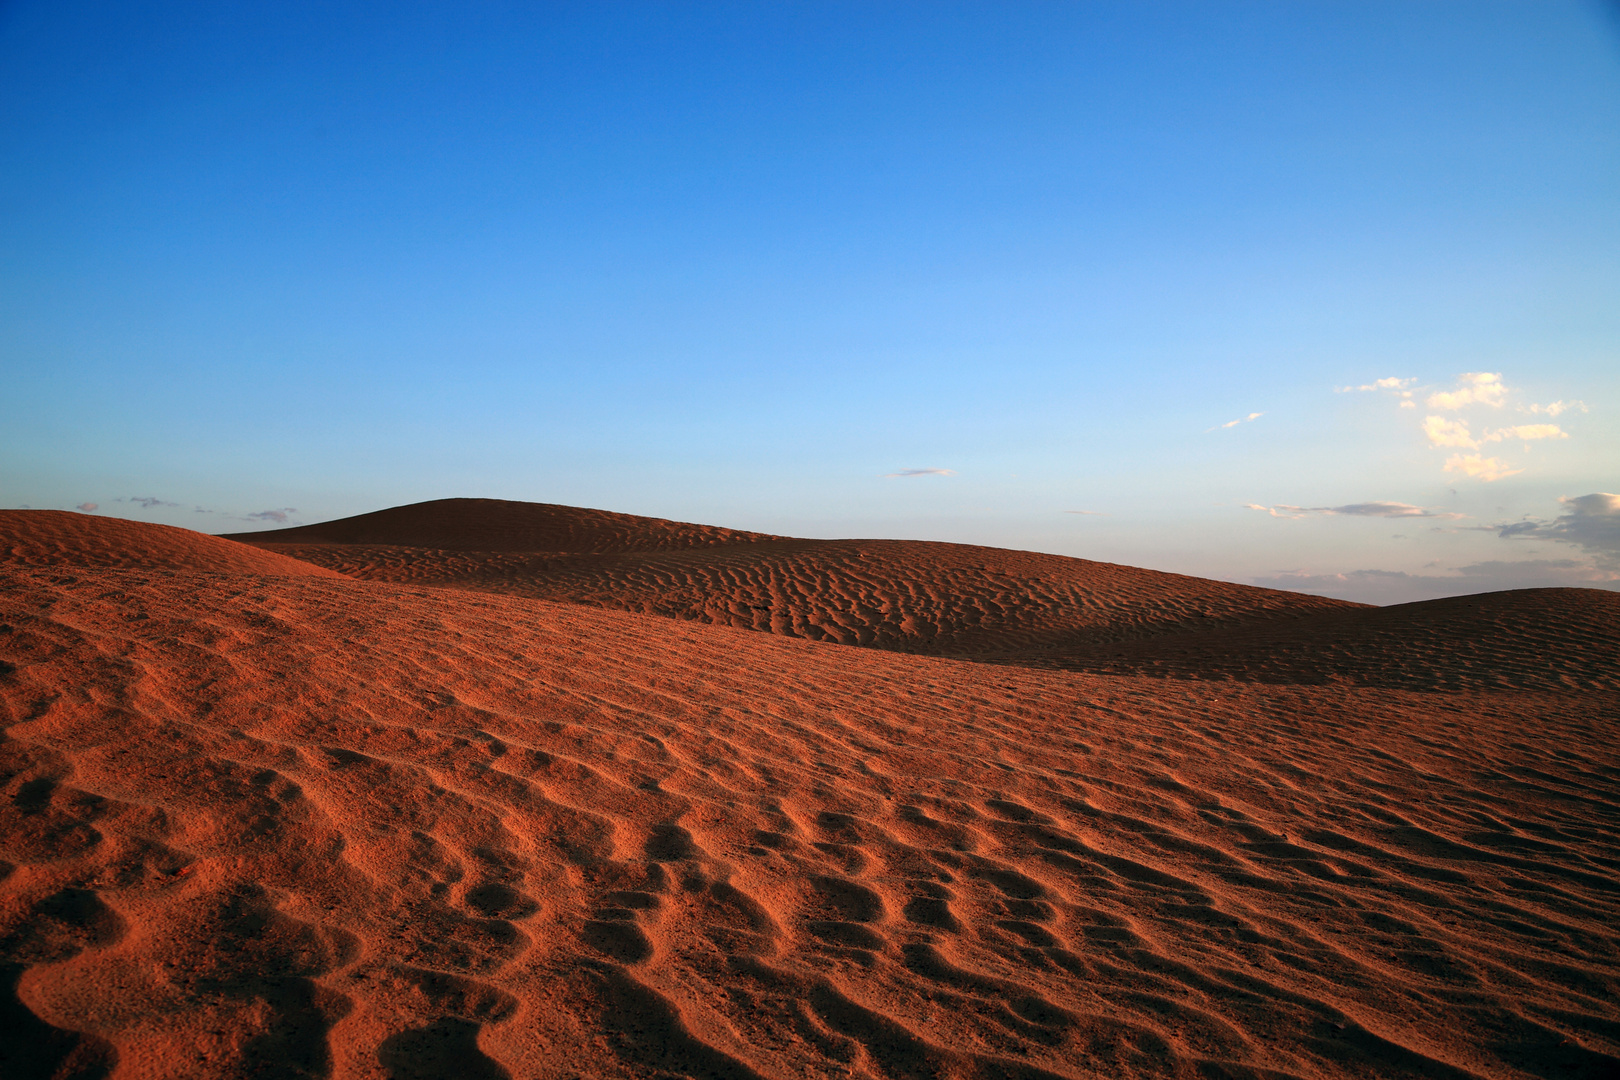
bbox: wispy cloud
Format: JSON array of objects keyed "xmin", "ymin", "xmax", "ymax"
[
  {"xmin": 118, "ymin": 496, "xmax": 180, "ymax": 509},
  {"xmin": 246, "ymin": 508, "xmax": 298, "ymax": 523},
  {"xmin": 1336, "ymin": 377, "xmax": 1414, "ymax": 393},
  {"xmin": 1207, "ymin": 411, "xmax": 1263, "ymax": 432},
  {"xmin": 1486, "ymin": 423, "xmax": 1567, "ymax": 444},
  {"xmin": 1245, "ymin": 501, "xmax": 1462, "ymax": 520},
  {"xmin": 1337, "ymin": 376, "xmax": 1417, "ymax": 407},
  {"xmin": 75, "ymin": 502, "xmax": 98, "ymax": 512},
  {"xmin": 885, "ymin": 468, "xmax": 955, "ymax": 478},
  {"xmin": 1524, "ymin": 400, "xmax": 1586, "ymax": 417},
  {"xmin": 1063, "ymin": 510, "xmax": 1108, "ymax": 516}
]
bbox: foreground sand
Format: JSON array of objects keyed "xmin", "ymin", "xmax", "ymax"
[{"xmin": 3, "ymin": 507, "xmax": 1618, "ymax": 1079}]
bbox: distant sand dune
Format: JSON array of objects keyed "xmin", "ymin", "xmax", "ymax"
[
  {"xmin": 231, "ymin": 500, "xmax": 1618, "ymax": 693},
  {"xmin": 2, "ymin": 510, "xmax": 344, "ymax": 577},
  {"xmin": 230, "ymin": 499, "xmax": 1360, "ymax": 657},
  {"xmin": 1004, "ymin": 587, "xmax": 1620, "ymax": 693},
  {"xmin": 225, "ymin": 497, "xmax": 784, "ymax": 554},
  {"xmin": 2, "ymin": 508, "xmax": 1617, "ymax": 1079}
]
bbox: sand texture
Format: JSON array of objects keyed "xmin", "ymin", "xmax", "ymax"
[
  {"xmin": 232, "ymin": 501, "xmax": 1359, "ymax": 658},
  {"xmin": 3, "ymin": 507, "xmax": 1618, "ymax": 1080}
]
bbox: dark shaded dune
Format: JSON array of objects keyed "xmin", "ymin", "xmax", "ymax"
[
  {"xmin": 1004, "ymin": 587, "xmax": 1620, "ymax": 693},
  {"xmin": 231, "ymin": 502, "xmax": 1619, "ymax": 694},
  {"xmin": 223, "ymin": 497, "xmax": 784, "ymax": 554},
  {"xmin": 2, "ymin": 563, "xmax": 1617, "ymax": 1079},
  {"xmin": 0, "ymin": 510, "xmax": 345, "ymax": 578},
  {"xmin": 244, "ymin": 535, "xmax": 1359, "ymax": 656}
]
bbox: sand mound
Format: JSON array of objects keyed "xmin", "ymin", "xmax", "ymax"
[
  {"xmin": 224, "ymin": 498, "xmax": 784, "ymax": 554},
  {"xmin": 3, "ymin": 562, "xmax": 1617, "ymax": 1079},
  {"xmin": 241, "ymin": 534, "xmax": 1357, "ymax": 657},
  {"xmin": 234, "ymin": 501, "xmax": 1620, "ymax": 694},
  {"xmin": 0, "ymin": 511, "xmax": 345, "ymax": 578},
  {"xmin": 1007, "ymin": 587, "xmax": 1620, "ymax": 693}
]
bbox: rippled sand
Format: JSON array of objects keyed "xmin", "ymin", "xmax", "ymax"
[{"xmin": 2, "ymin": 504, "xmax": 1616, "ymax": 1079}]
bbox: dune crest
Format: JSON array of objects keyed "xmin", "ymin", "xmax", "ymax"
[{"xmin": 224, "ymin": 498, "xmax": 784, "ymax": 554}]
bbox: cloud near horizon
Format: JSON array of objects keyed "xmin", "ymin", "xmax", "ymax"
[
  {"xmin": 75, "ymin": 502, "xmax": 98, "ymax": 512},
  {"xmin": 120, "ymin": 496, "xmax": 180, "ymax": 509},
  {"xmin": 245, "ymin": 508, "xmax": 298, "ymax": 523},
  {"xmin": 1244, "ymin": 501, "xmax": 1461, "ymax": 520},
  {"xmin": 1494, "ymin": 493, "xmax": 1620, "ymax": 564},
  {"xmin": 885, "ymin": 468, "xmax": 955, "ymax": 478},
  {"xmin": 1254, "ymin": 557, "xmax": 1618, "ymax": 605}
]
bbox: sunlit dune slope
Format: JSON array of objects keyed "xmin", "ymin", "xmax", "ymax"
[
  {"xmin": 224, "ymin": 497, "xmax": 785, "ymax": 554},
  {"xmin": 232, "ymin": 500, "xmax": 1358, "ymax": 656},
  {"xmin": 0, "ymin": 510, "xmax": 345, "ymax": 578},
  {"xmin": 1004, "ymin": 587, "xmax": 1620, "ymax": 694},
  {"xmin": 3, "ymin": 562, "xmax": 1618, "ymax": 1080}
]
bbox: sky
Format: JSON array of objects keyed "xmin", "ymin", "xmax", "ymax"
[{"xmin": 3, "ymin": 0, "xmax": 1617, "ymax": 605}]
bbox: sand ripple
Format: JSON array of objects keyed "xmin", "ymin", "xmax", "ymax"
[{"xmin": 3, "ymin": 558, "xmax": 1617, "ymax": 1079}]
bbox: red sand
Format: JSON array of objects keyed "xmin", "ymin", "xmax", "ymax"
[{"xmin": 3, "ymin": 505, "xmax": 1617, "ymax": 1080}]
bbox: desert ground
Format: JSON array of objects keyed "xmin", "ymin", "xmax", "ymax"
[{"xmin": 2, "ymin": 499, "xmax": 1616, "ymax": 1080}]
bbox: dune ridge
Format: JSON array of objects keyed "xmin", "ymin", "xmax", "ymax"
[{"xmin": 2, "ymin": 509, "xmax": 1617, "ymax": 1080}]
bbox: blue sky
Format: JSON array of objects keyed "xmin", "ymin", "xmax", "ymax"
[{"xmin": 3, "ymin": 1, "xmax": 1617, "ymax": 603}]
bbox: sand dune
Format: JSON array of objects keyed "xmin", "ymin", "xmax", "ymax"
[
  {"xmin": 2, "ymin": 510, "xmax": 345, "ymax": 578},
  {"xmin": 225, "ymin": 498, "xmax": 784, "ymax": 555},
  {"xmin": 231, "ymin": 501, "xmax": 1617, "ymax": 693},
  {"xmin": 3, "ymin": 510, "xmax": 1617, "ymax": 1080},
  {"xmin": 1005, "ymin": 588, "xmax": 1620, "ymax": 693},
  {"xmin": 232, "ymin": 500, "xmax": 1358, "ymax": 658}
]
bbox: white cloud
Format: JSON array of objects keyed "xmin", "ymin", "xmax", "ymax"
[
  {"xmin": 1482, "ymin": 423, "xmax": 1567, "ymax": 443},
  {"xmin": 1208, "ymin": 411, "xmax": 1263, "ymax": 432},
  {"xmin": 75, "ymin": 502, "xmax": 98, "ymax": 512},
  {"xmin": 1336, "ymin": 376, "xmax": 1415, "ymax": 392},
  {"xmin": 1524, "ymin": 400, "xmax": 1586, "ymax": 417},
  {"xmin": 1422, "ymin": 415, "xmax": 1479, "ymax": 448},
  {"xmin": 1245, "ymin": 501, "xmax": 1461, "ymax": 520},
  {"xmin": 1443, "ymin": 453, "xmax": 1521, "ymax": 482},
  {"xmin": 885, "ymin": 468, "xmax": 955, "ymax": 478},
  {"xmin": 119, "ymin": 496, "xmax": 180, "ymax": 509},
  {"xmin": 1063, "ymin": 510, "xmax": 1108, "ymax": 516},
  {"xmin": 246, "ymin": 508, "xmax": 298, "ymax": 523},
  {"xmin": 1427, "ymin": 372, "xmax": 1506, "ymax": 410}
]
